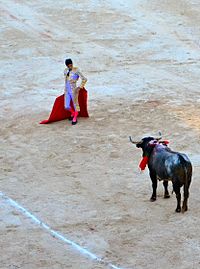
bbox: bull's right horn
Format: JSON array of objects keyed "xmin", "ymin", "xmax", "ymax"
[
  {"xmin": 129, "ymin": 136, "xmax": 141, "ymax": 144},
  {"xmin": 155, "ymin": 131, "xmax": 162, "ymax": 141}
]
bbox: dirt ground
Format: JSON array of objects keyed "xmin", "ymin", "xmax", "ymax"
[{"xmin": 0, "ymin": 1, "xmax": 200, "ymax": 269}]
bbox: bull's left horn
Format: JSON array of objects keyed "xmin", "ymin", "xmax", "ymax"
[{"xmin": 129, "ymin": 136, "xmax": 141, "ymax": 144}]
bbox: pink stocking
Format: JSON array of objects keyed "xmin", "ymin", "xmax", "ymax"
[{"xmin": 72, "ymin": 111, "xmax": 79, "ymax": 125}]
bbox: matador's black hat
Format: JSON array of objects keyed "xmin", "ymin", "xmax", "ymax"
[{"xmin": 65, "ymin": 58, "xmax": 73, "ymax": 66}]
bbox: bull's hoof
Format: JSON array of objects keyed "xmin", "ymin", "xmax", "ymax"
[
  {"xmin": 175, "ymin": 208, "xmax": 181, "ymax": 213},
  {"xmin": 164, "ymin": 194, "xmax": 170, "ymax": 199},
  {"xmin": 150, "ymin": 196, "xmax": 156, "ymax": 202},
  {"xmin": 181, "ymin": 206, "xmax": 188, "ymax": 213}
]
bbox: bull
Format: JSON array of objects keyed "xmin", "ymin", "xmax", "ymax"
[{"xmin": 129, "ymin": 135, "xmax": 192, "ymax": 213}]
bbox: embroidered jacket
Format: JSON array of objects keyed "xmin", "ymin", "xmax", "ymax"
[
  {"xmin": 64, "ymin": 67, "xmax": 87, "ymax": 90},
  {"xmin": 64, "ymin": 67, "xmax": 87, "ymax": 111}
]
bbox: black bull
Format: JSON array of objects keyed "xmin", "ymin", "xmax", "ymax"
[{"xmin": 130, "ymin": 136, "xmax": 192, "ymax": 213}]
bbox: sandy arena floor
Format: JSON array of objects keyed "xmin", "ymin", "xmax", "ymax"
[{"xmin": 0, "ymin": 1, "xmax": 200, "ymax": 268}]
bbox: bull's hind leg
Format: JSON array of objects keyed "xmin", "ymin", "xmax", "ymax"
[
  {"xmin": 182, "ymin": 187, "xmax": 188, "ymax": 213},
  {"xmin": 163, "ymin": 181, "xmax": 170, "ymax": 198},
  {"xmin": 182, "ymin": 178, "xmax": 191, "ymax": 213},
  {"xmin": 149, "ymin": 170, "xmax": 157, "ymax": 201},
  {"xmin": 173, "ymin": 183, "xmax": 181, "ymax": 213}
]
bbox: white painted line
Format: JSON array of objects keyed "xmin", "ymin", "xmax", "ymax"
[{"xmin": 0, "ymin": 192, "xmax": 125, "ymax": 269}]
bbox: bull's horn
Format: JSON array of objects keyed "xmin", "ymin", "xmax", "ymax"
[
  {"xmin": 155, "ymin": 132, "xmax": 162, "ymax": 141},
  {"xmin": 155, "ymin": 137, "xmax": 162, "ymax": 141},
  {"xmin": 129, "ymin": 136, "xmax": 141, "ymax": 144}
]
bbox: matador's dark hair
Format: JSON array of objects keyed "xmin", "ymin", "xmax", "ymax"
[{"xmin": 65, "ymin": 58, "xmax": 73, "ymax": 66}]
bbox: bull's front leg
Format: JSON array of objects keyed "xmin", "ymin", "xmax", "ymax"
[
  {"xmin": 149, "ymin": 170, "xmax": 157, "ymax": 201},
  {"xmin": 163, "ymin": 181, "xmax": 170, "ymax": 198}
]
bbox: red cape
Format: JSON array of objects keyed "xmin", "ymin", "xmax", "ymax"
[{"xmin": 40, "ymin": 88, "xmax": 89, "ymax": 124}]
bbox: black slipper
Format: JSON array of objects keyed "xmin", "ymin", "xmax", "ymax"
[{"xmin": 72, "ymin": 120, "xmax": 78, "ymax": 125}]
